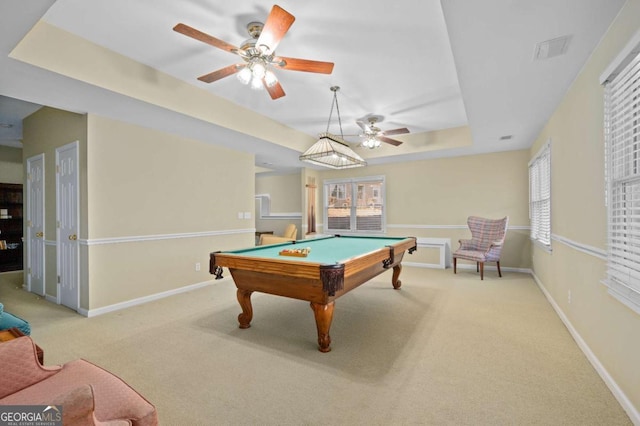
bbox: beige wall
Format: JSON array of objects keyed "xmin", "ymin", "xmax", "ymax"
[
  {"xmin": 530, "ymin": 0, "xmax": 640, "ymax": 419},
  {"xmin": 255, "ymin": 172, "xmax": 302, "ymax": 239},
  {"xmin": 314, "ymin": 149, "xmax": 531, "ymax": 270},
  {"xmin": 22, "ymin": 109, "xmax": 255, "ymax": 311},
  {"xmin": 85, "ymin": 115, "xmax": 255, "ymax": 310},
  {"xmin": 0, "ymin": 146, "xmax": 23, "ymax": 183}
]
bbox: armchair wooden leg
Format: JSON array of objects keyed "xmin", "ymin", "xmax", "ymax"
[
  {"xmin": 476, "ymin": 262, "xmax": 479, "ymax": 272},
  {"xmin": 479, "ymin": 262, "xmax": 484, "ymax": 280},
  {"xmin": 497, "ymin": 261, "xmax": 502, "ymax": 277},
  {"xmin": 453, "ymin": 257, "xmax": 457, "ymax": 274}
]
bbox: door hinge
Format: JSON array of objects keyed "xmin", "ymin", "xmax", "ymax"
[
  {"xmin": 57, "ymin": 275, "xmax": 61, "ymax": 284},
  {"xmin": 28, "ymin": 267, "xmax": 31, "ymax": 275},
  {"xmin": 56, "ymin": 164, "xmax": 60, "ymax": 173}
]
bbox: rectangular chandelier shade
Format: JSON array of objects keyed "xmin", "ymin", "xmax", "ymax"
[{"xmin": 299, "ymin": 133, "xmax": 367, "ymax": 169}]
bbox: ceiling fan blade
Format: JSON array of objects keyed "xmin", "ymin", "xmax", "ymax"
[
  {"xmin": 378, "ymin": 136, "xmax": 403, "ymax": 146},
  {"xmin": 383, "ymin": 127, "xmax": 410, "ymax": 136},
  {"xmin": 274, "ymin": 57, "xmax": 334, "ymax": 74},
  {"xmin": 197, "ymin": 64, "xmax": 242, "ymax": 83},
  {"xmin": 356, "ymin": 120, "xmax": 369, "ymax": 131},
  {"xmin": 265, "ymin": 80, "xmax": 286, "ymax": 100},
  {"xmin": 257, "ymin": 5, "xmax": 295, "ymax": 53},
  {"xmin": 173, "ymin": 23, "xmax": 239, "ymax": 54}
]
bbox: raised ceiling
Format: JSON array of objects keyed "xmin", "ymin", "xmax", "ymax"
[{"xmin": 0, "ymin": 0, "xmax": 626, "ymax": 172}]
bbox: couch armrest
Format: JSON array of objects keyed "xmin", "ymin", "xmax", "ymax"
[
  {"xmin": 0, "ymin": 336, "xmax": 60, "ymax": 398},
  {"xmin": 457, "ymin": 238, "xmax": 475, "ymax": 250},
  {"xmin": 51, "ymin": 385, "xmax": 96, "ymax": 425}
]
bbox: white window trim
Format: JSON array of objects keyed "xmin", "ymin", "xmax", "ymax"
[
  {"xmin": 323, "ymin": 175, "xmax": 386, "ymax": 235},
  {"xmin": 528, "ymin": 140, "xmax": 552, "ymax": 250}
]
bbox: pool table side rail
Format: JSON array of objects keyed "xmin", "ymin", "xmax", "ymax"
[{"xmin": 210, "ymin": 237, "xmax": 417, "ymax": 298}]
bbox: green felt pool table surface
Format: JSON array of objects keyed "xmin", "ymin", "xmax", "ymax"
[{"xmin": 223, "ymin": 235, "xmax": 412, "ymax": 264}]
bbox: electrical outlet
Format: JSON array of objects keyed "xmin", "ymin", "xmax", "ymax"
[
  {"xmin": 195, "ymin": 262, "xmax": 201, "ymax": 272},
  {"xmin": 568, "ymin": 289, "xmax": 571, "ymax": 304}
]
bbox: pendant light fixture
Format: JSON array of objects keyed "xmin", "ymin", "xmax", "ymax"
[{"xmin": 299, "ymin": 86, "xmax": 366, "ymax": 169}]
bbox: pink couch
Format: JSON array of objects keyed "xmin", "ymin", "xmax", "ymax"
[{"xmin": 0, "ymin": 336, "xmax": 158, "ymax": 425}]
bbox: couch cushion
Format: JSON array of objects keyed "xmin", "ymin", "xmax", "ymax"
[
  {"xmin": 0, "ymin": 336, "xmax": 60, "ymax": 398},
  {"xmin": 1, "ymin": 359, "xmax": 157, "ymax": 426}
]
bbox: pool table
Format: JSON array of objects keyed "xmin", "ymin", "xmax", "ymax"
[{"xmin": 210, "ymin": 235, "xmax": 417, "ymax": 352}]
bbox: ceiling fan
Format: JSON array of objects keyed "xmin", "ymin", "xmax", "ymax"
[
  {"xmin": 173, "ymin": 5, "xmax": 334, "ymax": 100},
  {"xmin": 353, "ymin": 116, "xmax": 410, "ymax": 149}
]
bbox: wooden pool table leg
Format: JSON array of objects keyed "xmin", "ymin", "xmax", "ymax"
[
  {"xmin": 310, "ymin": 301, "xmax": 335, "ymax": 353},
  {"xmin": 392, "ymin": 264, "xmax": 403, "ymax": 289},
  {"xmin": 237, "ymin": 289, "xmax": 254, "ymax": 329}
]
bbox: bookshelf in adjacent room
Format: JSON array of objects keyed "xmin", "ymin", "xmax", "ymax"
[{"xmin": 0, "ymin": 183, "xmax": 23, "ymax": 272}]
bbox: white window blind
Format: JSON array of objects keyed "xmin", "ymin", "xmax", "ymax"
[
  {"xmin": 604, "ymin": 49, "xmax": 640, "ymax": 313},
  {"xmin": 529, "ymin": 142, "xmax": 551, "ymax": 248},
  {"xmin": 324, "ymin": 176, "xmax": 385, "ymax": 234}
]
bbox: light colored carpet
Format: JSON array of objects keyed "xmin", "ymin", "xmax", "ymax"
[{"xmin": 0, "ymin": 268, "xmax": 631, "ymax": 425}]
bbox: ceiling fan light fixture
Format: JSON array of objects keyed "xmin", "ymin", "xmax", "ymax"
[
  {"xmin": 362, "ymin": 137, "xmax": 381, "ymax": 149},
  {"xmin": 252, "ymin": 61, "xmax": 267, "ymax": 79},
  {"xmin": 237, "ymin": 67, "xmax": 252, "ymax": 84},
  {"xmin": 250, "ymin": 75, "xmax": 264, "ymax": 90},
  {"xmin": 264, "ymin": 70, "xmax": 278, "ymax": 87},
  {"xmin": 174, "ymin": 5, "xmax": 334, "ymax": 100}
]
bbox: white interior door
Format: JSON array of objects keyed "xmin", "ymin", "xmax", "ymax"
[
  {"xmin": 56, "ymin": 142, "xmax": 79, "ymax": 311},
  {"xmin": 26, "ymin": 154, "xmax": 45, "ymax": 296}
]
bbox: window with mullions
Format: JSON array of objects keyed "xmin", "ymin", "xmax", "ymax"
[
  {"xmin": 603, "ymin": 47, "xmax": 640, "ymax": 314},
  {"xmin": 324, "ymin": 176, "xmax": 385, "ymax": 234}
]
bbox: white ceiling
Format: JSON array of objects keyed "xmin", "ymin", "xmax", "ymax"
[{"xmin": 0, "ymin": 0, "xmax": 627, "ymax": 172}]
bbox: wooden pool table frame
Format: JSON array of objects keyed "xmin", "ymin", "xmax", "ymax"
[{"xmin": 210, "ymin": 235, "xmax": 417, "ymax": 352}]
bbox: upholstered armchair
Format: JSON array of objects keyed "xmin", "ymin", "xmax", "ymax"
[
  {"xmin": 259, "ymin": 224, "xmax": 297, "ymax": 245},
  {"xmin": 453, "ymin": 216, "xmax": 509, "ymax": 280},
  {"xmin": 282, "ymin": 224, "xmax": 297, "ymax": 239}
]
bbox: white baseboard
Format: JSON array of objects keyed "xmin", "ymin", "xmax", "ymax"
[
  {"xmin": 531, "ymin": 272, "xmax": 640, "ymax": 425},
  {"xmin": 80, "ymin": 280, "xmax": 216, "ymax": 318}
]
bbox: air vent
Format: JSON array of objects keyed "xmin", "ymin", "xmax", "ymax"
[
  {"xmin": 499, "ymin": 135, "xmax": 513, "ymax": 141},
  {"xmin": 534, "ymin": 35, "xmax": 571, "ymax": 60}
]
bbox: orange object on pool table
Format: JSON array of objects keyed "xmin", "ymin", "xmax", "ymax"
[{"xmin": 210, "ymin": 235, "xmax": 417, "ymax": 352}]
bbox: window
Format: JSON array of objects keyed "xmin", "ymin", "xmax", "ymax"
[
  {"xmin": 324, "ymin": 176, "xmax": 385, "ymax": 234},
  {"xmin": 603, "ymin": 48, "xmax": 640, "ymax": 313},
  {"xmin": 529, "ymin": 142, "xmax": 551, "ymax": 248}
]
